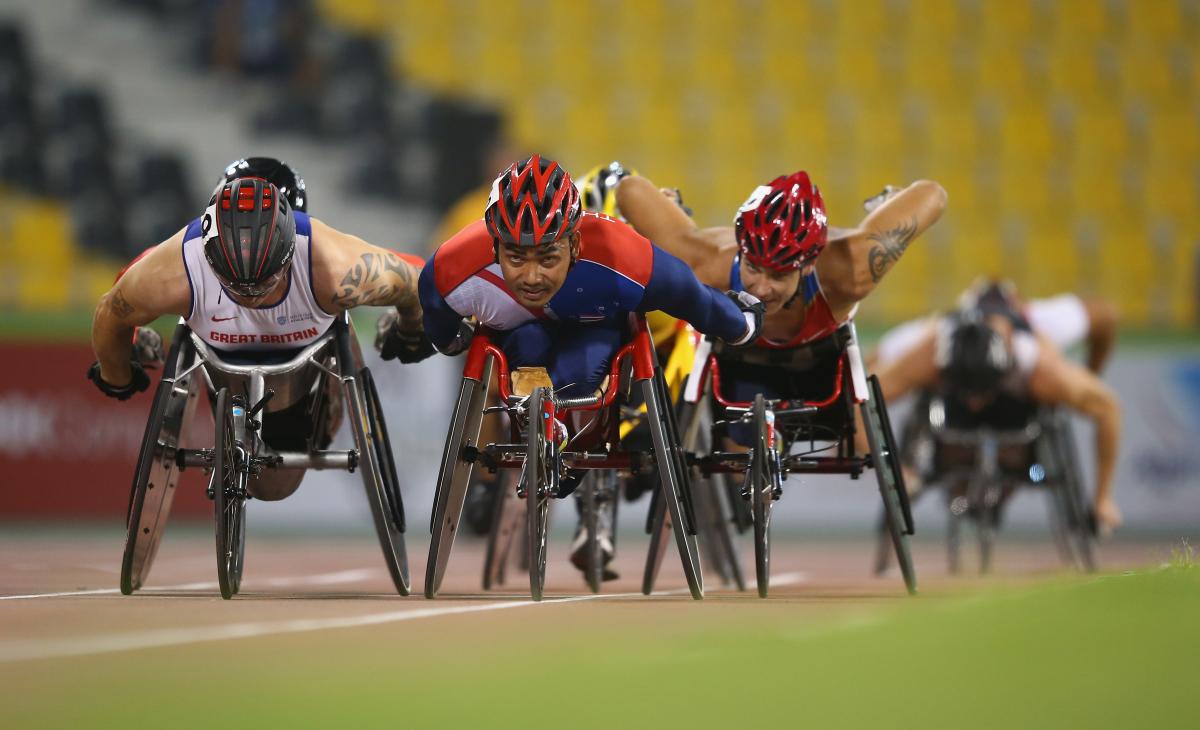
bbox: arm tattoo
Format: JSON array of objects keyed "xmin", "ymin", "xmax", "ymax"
[
  {"xmin": 866, "ymin": 218, "xmax": 919, "ymax": 283},
  {"xmin": 331, "ymin": 252, "xmax": 421, "ymax": 317},
  {"xmin": 111, "ymin": 289, "xmax": 135, "ymax": 319}
]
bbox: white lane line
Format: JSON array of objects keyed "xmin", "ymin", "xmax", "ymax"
[
  {"xmin": 0, "ymin": 571, "xmax": 809, "ymax": 663},
  {"xmin": 0, "ymin": 568, "xmax": 379, "ymax": 601}
]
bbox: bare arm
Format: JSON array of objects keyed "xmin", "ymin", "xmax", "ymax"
[
  {"xmin": 309, "ymin": 218, "xmax": 423, "ymax": 321},
  {"xmin": 615, "ymin": 175, "xmax": 736, "ymax": 289},
  {"xmin": 91, "ymin": 229, "xmax": 192, "ymax": 386},
  {"xmin": 1082, "ymin": 296, "xmax": 1119, "ymax": 373},
  {"xmin": 1028, "ymin": 339, "xmax": 1122, "ymax": 530},
  {"xmin": 816, "ymin": 180, "xmax": 947, "ymax": 315}
]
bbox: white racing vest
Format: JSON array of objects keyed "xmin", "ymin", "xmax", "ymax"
[{"xmin": 181, "ymin": 211, "xmax": 336, "ymax": 352}]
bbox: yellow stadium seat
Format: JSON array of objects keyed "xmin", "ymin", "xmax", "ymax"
[
  {"xmin": 1125, "ymin": 0, "xmax": 1183, "ymax": 42},
  {"xmin": 1071, "ymin": 111, "xmax": 1130, "ymax": 167},
  {"xmin": 1047, "ymin": 45, "xmax": 1107, "ymax": 108},
  {"xmin": 904, "ymin": 0, "xmax": 965, "ymax": 41},
  {"xmin": 979, "ymin": 0, "xmax": 1045, "ymax": 42},
  {"xmin": 1120, "ymin": 44, "xmax": 1187, "ymax": 108},
  {"xmin": 1050, "ymin": 0, "xmax": 1113, "ymax": 42}
]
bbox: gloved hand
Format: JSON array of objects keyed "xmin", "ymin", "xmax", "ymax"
[
  {"xmin": 863, "ymin": 185, "xmax": 899, "ymax": 213},
  {"xmin": 375, "ymin": 309, "xmax": 436, "ymax": 363},
  {"xmin": 87, "ymin": 361, "xmax": 151, "ymax": 400},
  {"xmin": 132, "ymin": 327, "xmax": 165, "ymax": 369},
  {"xmin": 441, "ymin": 319, "xmax": 477, "ymax": 356},
  {"xmin": 724, "ymin": 290, "xmax": 765, "ymax": 347}
]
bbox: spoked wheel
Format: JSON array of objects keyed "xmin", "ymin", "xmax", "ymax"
[
  {"xmin": 212, "ymin": 388, "xmax": 247, "ymax": 600},
  {"xmin": 121, "ymin": 324, "xmax": 199, "ymax": 595},
  {"xmin": 641, "ymin": 372, "xmax": 703, "ymax": 600},
  {"xmin": 426, "ymin": 366, "xmax": 492, "ymax": 599},
  {"xmin": 749, "ymin": 394, "xmax": 777, "ymax": 598},
  {"xmin": 861, "ymin": 375, "xmax": 917, "ymax": 595},
  {"xmin": 356, "ymin": 367, "xmax": 410, "ymax": 595},
  {"xmin": 524, "ymin": 387, "xmax": 555, "ymax": 601},
  {"xmin": 1050, "ymin": 413, "xmax": 1096, "ymax": 572},
  {"xmin": 482, "ymin": 472, "xmax": 521, "ymax": 590}
]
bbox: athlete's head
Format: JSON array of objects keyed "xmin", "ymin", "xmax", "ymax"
[
  {"xmin": 485, "ymin": 154, "xmax": 582, "ymax": 307},
  {"xmin": 937, "ymin": 310, "xmax": 1015, "ymax": 409},
  {"xmin": 577, "ymin": 161, "xmax": 637, "ymax": 219},
  {"xmin": 223, "ymin": 156, "xmax": 308, "ymax": 212},
  {"xmin": 202, "ymin": 177, "xmax": 296, "ymax": 305},
  {"xmin": 735, "ymin": 171, "xmax": 827, "ymax": 315}
]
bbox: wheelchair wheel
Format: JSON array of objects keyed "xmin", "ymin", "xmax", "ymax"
[
  {"xmin": 1050, "ymin": 413, "xmax": 1097, "ymax": 572},
  {"xmin": 212, "ymin": 388, "xmax": 247, "ymax": 600},
  {"xmin": 641, "ymin": 373, "xmax": 703, "ymax": 600},
  {"xmin": 861, "ymin": 375, "xmax": 917, "ymax": 595},
  {"xmin": 525, "ymin": 387, "xmax": 555, "ymax": 601},
  {"xmin": 426, "ymin": 366, "xmax": 492, "ymax": 598},
  {"xmin": 681, "ymin": 400, "xmax": 745, "ymax": 591},
  {"xmin": 482, "ymin": 472, "xmax": 520, "ymax": 590},
  {"xmin": 749, "ymin": 394, "xmax": 776, "ymax": 598},
  {"xmin": 356, "ymin": 367, "xmax": 410, "ymax": 596},
  {"xmin": 121, "ymin": 324, "xmax": 200, "ymax": 595}
]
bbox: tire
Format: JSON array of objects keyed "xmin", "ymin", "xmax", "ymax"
[
  {"xmin": 121, "ymin": 325, "xmax": 198, "ymax": 595},
  {"xmin": 213, "ymin": 388, "xmax": 246, "ymax": 600},
  {"xmin": 861, "ymin": 376, "xmax": 917, "ymax": 595},
  {"xmin": 750, "ymin": 394, "xmax": 774, "ymax": 598},
  {"xmin": 426, "ymin": 371, "xmax": 491, "ymax": 599},
  {"xmin": 525, "ymin": 388, "xmax": 554, "ymax": 601},
  {"xmin": 357, "ymin": 368, "xmax": 410, "ymax": 596},
  {"xmin": 642, "ymin": 377, "xmax": 703, "ymax": 599},
  {"xmin": 680, "ymin": 399, "xmax": 745, "ymax": 590},
  {"xmin": 1052, "ymin": 413, "xmax": 1097, "ymax": 572}
]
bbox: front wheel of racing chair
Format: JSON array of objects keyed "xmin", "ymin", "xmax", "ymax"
[
  {"xmin": 121, "ymin": 322, "xmax": 202, "ymax": 595},
  {"xmin": 524, "ymin": 386, "xmax": 558, "ymax": 601},
  {"xmin": 748, "ymin": 394, "xmax": 783, "ymax": 598},
  {"xmin": 336, "ymin": 319, "xmax": 410, "ymax": 596},
  {"xmin": 212, "ymin": 387, "xmax": 247, "ymax": 599},
  {"xmin": 426, "ymin": 357, "xmax": 494, "ymax": 598},
  {"xmin": 861, "ymin": 375, "xmax": 918, "ymax": 595}
]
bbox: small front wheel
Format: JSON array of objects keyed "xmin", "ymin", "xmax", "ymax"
[{"xmin": 212, "ymin": 388, "xmax": 247, "ymax": 600}]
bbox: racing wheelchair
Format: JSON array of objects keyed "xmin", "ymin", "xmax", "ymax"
[
  {"xmin": 879, "ymin": 391, "xmax": 1096, "ymax": 574},
  {"xmin": 652, "ymin": 323, "xmax": 917, "ymax": 598},
  {"xmin": 425, "ymin": 314, "xmax": 704, "ymax": 601},
  {"xmin": 119, "ymin": 314, "xmax": 409, "ymax": 599}
]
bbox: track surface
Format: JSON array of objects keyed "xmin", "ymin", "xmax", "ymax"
[{"xmin": 0, "ymin": 527, "xmax": 1174, "ymax": 665}]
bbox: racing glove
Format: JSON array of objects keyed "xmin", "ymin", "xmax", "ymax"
[
  {"xmin": 131, "ymin": 326, "xmax": 165, "ymax": 369},
  {"xmin": 375, "ymin": 309, "xmax": 436, "ymax": 364},
  {"xmin": 863, "ymin": 185, "xmax": 899, "ymax": 214},
  {"xmin": 87, "ymin": 360, "xmax": 151, "ymax": 400},
  {"xmin": 724, "ymin": 290, "xmax": 765, "ymax": 347},
  {"xmin": 438, "ymin": 319, "xmax": 478, "ymax": 357}
]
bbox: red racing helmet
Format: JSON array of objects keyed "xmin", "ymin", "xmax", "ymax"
[
  {"xmin": 484, "ymin": 154, "xmax": 581, "ymax": 247},
  {"xmin": 734, "ymin": 171, "xmax": 828, "ymax": 271}
]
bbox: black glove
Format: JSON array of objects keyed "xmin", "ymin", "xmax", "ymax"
[
  {"xmin": 724, "ymin": 290, "xmax": 765, "ymax": 348},
  {"xmin": 131, "ymin": 327, "xmax": 165, "ymax": 369},
  {"xmin": 441, "ymin": 319, "xmax": 477, "ymax": 357},
  {"xmin": 87, "ymin": 361, "xmax": 151, "ymax": 400},
  {"xmin": 375, "ymin": 310, "xmax": 436, "ymax": 364}
]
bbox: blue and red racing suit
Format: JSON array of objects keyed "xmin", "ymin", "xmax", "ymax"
[{"xmin": 420, "ymin": 212, "xmax": 752, "ymax": 396}]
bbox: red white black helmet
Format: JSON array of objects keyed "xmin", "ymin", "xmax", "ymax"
[
  {"xmin": 734, "ymin": 171, "xmax": 828, "ymax": 271},
  {"xmin": 202, "ymin": 177, "xmax": 296, "ymax": 298},
  {"xmin": 484, "ymin": 154, "xmax": 581, "ymax": 247}
]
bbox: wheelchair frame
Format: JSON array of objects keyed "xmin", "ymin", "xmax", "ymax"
[
  {"xmin": 119, "ymin": 314, "xmax": 409, "ymax": 599},
  {"xmin": 425, "ymin": 314, "xmax": 704, "ymax": 601},
  {"xmin": 889, "ymin": 393, "xmax": 1096, "ymax": 574},
  {"xmin": 674, "ymin": 322, "xmax": 917, "ymax": 597}
]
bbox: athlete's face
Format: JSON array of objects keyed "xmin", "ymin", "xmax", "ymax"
[
  {"xmin": 220, "ymin": 264, "xmax": 290, "ymax": 308},
  {"xmin": 497, "ymin": 233, "xmax": 580, "ymax": 308},
  {"xmin": 739, "ymin": 259, "xmax": 807, "ymax": 315}
]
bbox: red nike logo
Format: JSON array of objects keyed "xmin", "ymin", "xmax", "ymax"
[{"xmin": 211, "ymin": 315, "xmax": 238, "ymax": 322}]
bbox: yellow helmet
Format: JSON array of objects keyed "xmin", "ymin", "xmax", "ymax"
[{"xmin": 577, "ymin": 161, "xmax": 637, "ymax": 219}]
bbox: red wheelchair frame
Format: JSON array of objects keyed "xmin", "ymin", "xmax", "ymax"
[{"xmin": 424, "ymin": 314, "xmax": 704, "ymax": 601}]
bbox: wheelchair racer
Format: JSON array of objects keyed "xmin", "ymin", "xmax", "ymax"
[
  {"xmin": 414, "ymin": 154, "xmax": 765, "ymax": 578},
  {"xmin": 874, "ymin": 278, "xmax": 1119, "ymax": 375},
  {"xmin": 871, "ymin": 283, "xmax": 1123, "ymax": 533},
  {"xmin": 89, "ymin": 158, "xmax": 429, "ymax": 500}
]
